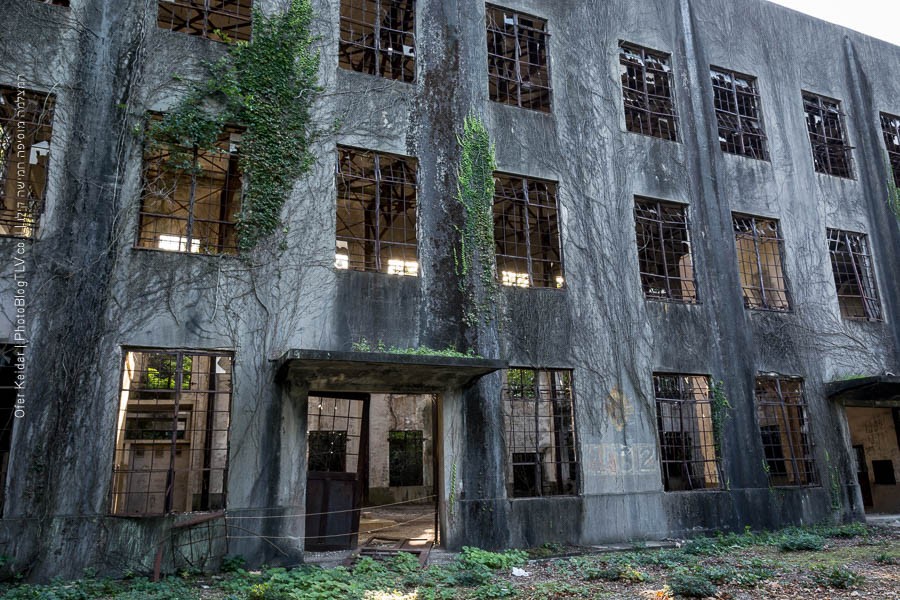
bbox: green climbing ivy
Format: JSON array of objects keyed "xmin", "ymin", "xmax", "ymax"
[
  {"xmin": 143, "ymin": 0, "xmax": 320, "ymax": 252},
  {"xmin": 886, "ymin": 156, "xmax": 900, "ymax": 222},
  {"xmin": 710, "ymin": 380, "xmax": 731, "ymax": 458},
  {"xmin": 454, "ymin": 115, "xmax": 498, "ymax": 325}
]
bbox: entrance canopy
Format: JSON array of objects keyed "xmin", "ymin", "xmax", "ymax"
[
  {"xmin": 826, "ymin": 375, "xmax": 900, "ymax": 407},
  {"xmin": 276, "ymin": 349, "xmax": 507, "ymax": 393}
]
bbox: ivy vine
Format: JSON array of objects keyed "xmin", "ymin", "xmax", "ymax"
[
  {"xmin": 710, "ymin": 380, "xmax": 731, "ymax": 459},
  {"xmin": 886, "ymin": 155, "xmax": 900, "ymax": 222},
  {"xmin": 454, "ymin": 115, "xmax": 498, "ymax": 325},
  {"xmin": 143, "ymin": 0, "xmax": 320, "ymax": 252}
]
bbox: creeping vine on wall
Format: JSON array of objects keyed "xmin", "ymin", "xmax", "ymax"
[
  {"xmin": 454, "ymin": 115, "xmax": 498, "ymax": 325},
  {"xmin": 886, "ymin": 157, "xmax": 900, "ymax": 222},
  {"xmin": 143, "ymin": 0, "xmax": 320, "ymax": 252},
  {"xmin": 710, "ymin": 380, "xmax": 731, "ymax": 459}
]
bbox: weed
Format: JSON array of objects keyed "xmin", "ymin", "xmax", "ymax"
[
  {"xmin": 460, "ymin": 547, "xmax": 528, "ymax": 570},
  {"xmin": 667, "ymin": 569, "xmax": 717, "ymax": 598},
  {"xmin": 874, "ymin": 551, "xmax": 897, "ymax": 565},
  {"xmin": 778, "ymin": 529, "xmax": 825, "ymax": 552},
  {"xmin": 812, "ymin": 565, "xmax": 864, "ymax": 589}
]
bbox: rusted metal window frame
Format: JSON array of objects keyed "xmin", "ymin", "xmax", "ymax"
[
  {"xmin": 710, "ymin": 67, "xmax": 769, "ymax": 160},
  {"xmin": 619, "ymin": 42, "xmax": 679, "ymax": 141},
  {"xmin": 802, "ymin": 91, "xmax": 854, "ymax": 178},
  {"xmin": 157, "ymin": 0, "xmax": 253, "ymax": 43},
  {"xmin": 486, "ymin": 5, "xmax": 552, "ymax": 113},
  {"xmin": 732, "ymin": 214, "xmax": 791, "ymax": 312},
  {"xmin": 826, "ymin": 228, "xmax": 882, "ymax": 321},
  {"xmin": 880, "ymin": 112, "xmax": 900, "ymax": 188},
  {"xmin": 754, "ymin": 376, "xmax": 818, "ymax": 488},
  {"xmin": 634, "ymin": 197, "xmax": 697, "ymax": 303},
  {"xmin": 502, "ymin": 368, "xmax": 578, "ymax": 498},
  {"xmin": 652, "ymin": 373, "xmax": 723, "ymax": 492},
  {"xmin": 388, "ymin": 429, "xmax": 424, "ymax": 487},
  {"xmin": 339, "ymin": 0, "xmax": 417, "ymax": 83},
  {"xmin": 111, "ymin": 349, "xmax": 234, "ymax": 517}
]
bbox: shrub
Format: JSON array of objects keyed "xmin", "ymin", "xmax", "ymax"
[
  {"xmin": 778, "ymin": 530, "xmax": 825, "ymax": 552},
  {"xmin": 682, "ymin": 537, "xmax": 721, "ymax": 556},
  {"xmin": 221, "ymin": 555, "xmax": 246, "ymax": 573},
  {"xmin": 667, "ymin": 569, "xmax": 717, "ymax": 598},
  {"xmin": 460, "ymin": 547, "xmax": 527, "ymax": 570},
  {"xmin": 812, "ymin": 566, "xmax": 864, "ymax": 589},
  {"xmin": 874, "ymin": 552, "xmax": 897, "ymax": 565}
]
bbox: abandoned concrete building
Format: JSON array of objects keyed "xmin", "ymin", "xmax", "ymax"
[{"xmin": 0, "ymin": 0, "xmax": 899, "ymax": 580}]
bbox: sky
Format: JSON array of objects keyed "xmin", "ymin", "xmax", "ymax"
[{"xmin": 767, "ymin": 0, "xmax": 900, "ymax": 46}]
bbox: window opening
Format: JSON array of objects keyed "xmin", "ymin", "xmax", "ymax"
[
  {"xmin": 339, "ymin": 0, "xmax": 416, "ymax": 82},
  {"xmin": 493, "ymin": 174, "xmax": 563, "ymax": 288},
  {"xmin": 502, "ymin": 368, "xmax": 577, "ymax": 497},
  {"xmin": 157, "ymin": 1, "xmax": 253, "ymax": 42},
  {"xmin": 336, "ymin": 146, "xmax": 418, "ymax": 274},
  {"xmin": 388, "ymin": 430, "xmax": 423, "ymax": 487},
  {"xmin": 711, "ymin": 67, "xmax": 768, "ymax": 160},
  {"xmin": 880, "ymin": 112, "xmax": 900, "ymax": 188},
  {"xmin": 634, "ymin": 198, "xmax": 696, "ymax": 303},
  {"xmin": 803, "ymin": 92, "xmax": 853, "ymax": 178},
  {"xmin": 827, "ymin": 229, "xmax": 881, "ymax": 321},
  {"xmin": 486, "ymin": 5, "xmax": 551, "ymax": 112},
  {"xmin": 653, "ymin": 374, "xmax": 722, "ymax": 491},
  {"xmin": 754, "ymin": 377, "xmax": 818, "ymax": 487},
  {"xmin": 733, "ymin": 214, "xmax": 790, "ymax": 311},
  {"xmin": 112, "ymin": 350, "xmax": 232, "ymax": 516},
  {"xmin": 619, "ymin": 42, "xmax": 678, "ymax": 141},
  {"xmin": 0, "ymin": 347, "xmax": 20, "ymax": 516}
]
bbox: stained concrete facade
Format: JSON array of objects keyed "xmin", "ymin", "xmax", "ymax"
[{"xmin": 0, "ymin": 0, "xmax": 899, "ymax": 580}]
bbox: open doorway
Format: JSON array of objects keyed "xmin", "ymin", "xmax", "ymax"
[
  {"xmin": 846, "ymin": 407, "xmax": 900, "ymax": 514},
  {"xmin": 304, "ymin": 392, "xmax": 438, "ymax": 556}
]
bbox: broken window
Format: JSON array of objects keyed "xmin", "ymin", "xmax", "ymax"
[
  {"xmin": 388, "ymin": 430, "xmax": 423, "ymax": 487},
  {"xmin": 619, "ymin": 42, "xmax": 678, "ymax": 141},
  {"xmin": 308, "ymin": 431, "xmax": 349, "ymax": 472},
  {"xmin": 157, "ymin": 1, "xmax": 252, "ymax": 42},
  {"xmin": 307, "ymin": 394, "xmax": 363, "ymax": 474},
  {"xmin": 486, "ymin": 5, "xmax": 551, "ymax": 112},
  {"xmin": 340, "ymin": 0, "xmax": 416, "ymax": 82},
  {"xmin": 502, "ymin": 368, "xmax": 578, "ymax": 498},
  {"xmin": 711, "ymin": 67, "xmax": 768, "ymax": 160},
  {"xmin": 336, "ymin": 146, "xmax": 418, "ymax": 275},
  {"xmin": 137, "ymin": 120, "xmax": 242, "ymax": 255},
  {"xmin": 112, "ymin": 350, "xmax": 232, "ymax": 516},
  {"xmin": 827, "ymin": 229, "xmax": 881, "ymax": 321},
  {"xmin": 733, "ymin": 215, "xmax": 790, "ymax": 311},
  {"xmin": 493, "ymin": 174, "xmax": 563, "ymax": 288},
  {"xmin": 653, "ymin": 374, "xmax": 722, "ymax": 492},
  {"xmin": 0, "ymin": 86, "xmax": 55, "ymax": 238},
  {"xmin": 0, "ymin": 347, "xmax": 20, "ymax": 516},
  {"xmin": 803, "ymin": 92, "xmax": 853, "ymax": 178},
  {"xmin": 879, "ymin": 112, "xmax": 900, "ymax": 188},
  {"xmin": 754, "ymin": 377, "xmax": 817, "ymax": 487},
  {"xmin": 634, "ymin": 198, "xmax": 696, "ymax": 303}
]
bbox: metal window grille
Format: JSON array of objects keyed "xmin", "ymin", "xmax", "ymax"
[
  {"xmin": 754, "ymin": 377, "xmax": 818, "ymax": 487},
  {"xmin": 880, "ymin": 112, "xmax": 900, "ymax": 188},
  {"xmin": 0, "ymin": 346, "xmax": 20, "ymax": 516},
  {"xmin": 732, "ymin": 214, "xmax": 790, "ymax": 311},
  {"xmin": 111, "ymin": 350, "xmax": 233, "ymax": 516},
  {"xmin": 653, "ymin": 374, "xmax": 722, "ymax": 492},
  {"xmin": 493, "ymin": 174, "xmax": 563, "ymax": 288},
  {"xmin": 35, "ymin": 0, "xmax": 69, "ymax": 5},
  {"xmin": 388, "ymin": 430, "xmax": 424, "ymax": 487},
  {"xmin": 486, "ymin": 5, "xmax": 551, "ymax": 112},
  {"xmin": 336, "ymin": 146, "xmax": 418, "ymax": 275},
  {"xmin": 502, "ymin": 368, "xmax": 578, "ymax": 498},
  {"xmin": 711, "ymin": 67, "xmax": 768, "ymax": 160},
  {"xmin": 619, "ymin": 43, "xmax": 678, "ymax": 141},
  {"xmin": 827, "ymin": 229, "xmax": 882, "ymax": 321},
  {"xmin": 339, "ymin": 0, "xmax": 416, "ymax": 83},
  {"xmin": 634, "ymin": 198, "xmax": 696, "ymax": 303},
  {"xmin": 803, "ymin": 92, "xmax": 853, "ymax": 178},
  {"xmin": 137, "ymin": 121, "xmax": 243, "ymax": 255},
  {"xmin": 0, "ymin": 87, "xmax": 55, "ymax": 239},
  {"xmin": 157, "ymin": 1, "xmax": 253, "ymax": 42},
  {"xmin": 307, "ymin": 394, "xmax": 364, "ymax": 474}
]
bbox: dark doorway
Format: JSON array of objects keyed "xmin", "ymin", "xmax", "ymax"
[{"xmin": 847, "ymin": 407, "xmax": 900, "ymax": 514}]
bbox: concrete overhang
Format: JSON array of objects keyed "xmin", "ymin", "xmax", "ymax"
[
  {"xmin": 275, "ymin": 349, "xmax": 507, "ymax": 393},
  {"xmin": 825, "ymin": 375, "xmax": 900, "ymax": 407}
]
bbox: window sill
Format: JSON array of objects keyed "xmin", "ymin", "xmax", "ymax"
[{"xmin": 132, "ymin": 246, "xmax": 237, "ymax": 259}]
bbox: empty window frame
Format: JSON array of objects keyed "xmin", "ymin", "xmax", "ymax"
[
  {"xmin": 754, "ymin": 377, "xmax": 817, "ymax": 487},
  {"xmin": 710, "ymin": 67, "xmax": 768, "ymax": 160},
  {"xmin": 112, "ymin": 350, "xmax": 232, "ymax": 516},
  {"xmin": 339, "ymin": 0, "xmax": 416, "ymax": 82},
  {"xmin": 493, "ymin": 174, "xmax": 563, "ymax": 288},
  {"xmin": 486, "ymin": 6, "xmax": 551, "ymax": 112},
  {"xmin": 634, "ymin": 198, "xmax": 696, "ymax": 303},
  {"xmin": 0, "ymin": 86, "xmax": 55, "ymax": 238},
  {"xmin": 827, "ymin": 229, "xmax": 882, "ymax": 321},
  {"xmin": 0, "ymin": 346, "xmax": 20, "ymax": 516},
  {"xmin": 653, "ymin": 374, "xmax": 722, "ymax": 492},
  {"xmin": 733, "ymin": 215, "xmax": 790, "ymax": 311},
  {"xmin": 803, "ymin": 92, "xmax": 853, "ymax": 178},
  {"xmin": 388, "ymin": 430, "xmax": 424, "ymax": 487},
  {"xmin": 307, "ymin": 394, "xmax": 364, "ymax": 474},
  {"xmin": 502, "ymin": 368, "xmax": 577, "ymax": 498},
  {"xmin": 157, "ymin": 1, "xmax": 252, "ymax": 42},
  {"xmin": 880, "ymin": 112, "xmax": 900, "ymax": 188},
  {"xmin": 336, "ymin": 147, "xmax": 417, "ymax": 274},
  {"xmin": 137, "ymin": 120, "xmax": 243, "ymax": 255},
  {"xmin": 619, "ymin": 43, "xmax": 678, "ymax": 141}
]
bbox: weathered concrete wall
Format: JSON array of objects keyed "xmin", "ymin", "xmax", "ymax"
[{"xmin": 0, "ymin": 0, "xmax": 897, "ymax": 579}]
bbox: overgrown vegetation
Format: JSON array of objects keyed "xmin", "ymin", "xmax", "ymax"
[
  {"xmin": 886, "ymin": 155, "xmax": 900, "ymax": 221},
  {"xmin": 709, "ymin": 380, "xmax": 730, "ymax": 460},
  {"xmin": 142, "ymin": 0, "xmax": 319, "ymax": 252},
  {"xmin": 351, "ymin": 338, "xmax": 481, "ymax": 358}
]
